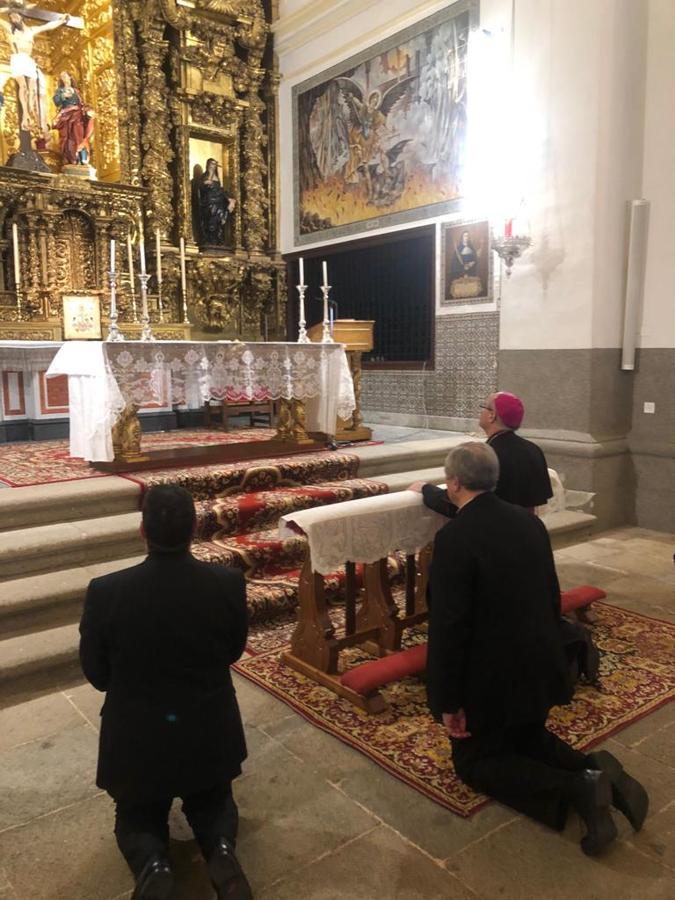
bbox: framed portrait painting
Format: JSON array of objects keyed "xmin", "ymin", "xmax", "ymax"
[
  {"xmin": 62, "ymin": 294, "xmax": 102, "ymax": 340},
  {"xmin": 441, "ymin": 219, "xmax": 492, "ymax": 305},
  {"xmin": 293, "ymin": 1, "xmax": 479, "ymax": 244}
]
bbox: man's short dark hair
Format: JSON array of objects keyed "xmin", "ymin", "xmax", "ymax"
[{"xmin": 142, "ymin": 485, "xmax": 196, "ymax": 551}]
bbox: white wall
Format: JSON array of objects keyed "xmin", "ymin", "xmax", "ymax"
[
  {"xmin": 640, "ymin": 0, "xmax": 675, "ymax": 349},
  {"xmin": 275, "ymin": 0, "xmax": 668, "ymax": 349},
  {"xmin": 499, "ymin": 0, "xmax": 648, "ymax": 351}
]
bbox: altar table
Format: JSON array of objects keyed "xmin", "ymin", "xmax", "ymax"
[
  {"xmin": 45, "ymin": 340, "xmax": 355, "ymax": 463},
  {"xmin": 47, "ymin": 341, "xmax": 354, "ymax": 462}
]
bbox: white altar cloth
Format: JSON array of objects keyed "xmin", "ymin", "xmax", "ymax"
[
  {"xmin": 0, "ymin": 340, "xmax": 61, "ymax": 371},
  {"xmin": 46, "ymin": 342, "xmax": 125, "ymax": 462},
  {"xmin": 46, "ymin": 340, "xmax": 356, "ymax": 462},
  {"xmin": 279, "ymin": 491, "xmax": 447, "ymax": 575}
]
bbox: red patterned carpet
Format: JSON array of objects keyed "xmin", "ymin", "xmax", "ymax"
[
  {"xmin": 234, "ymin": 601, "xmax": 675, "ymax": 818},
  {"xmin": 123, "ymin": 448, "xmax": 371, "ymax": 497},
  {"xmin": 150, "ymin": 449, "xmax": 392, "ymax": 624},
  {"xmin": 0, "ymin": 428, "xmax": 276, "ymax": 487}
]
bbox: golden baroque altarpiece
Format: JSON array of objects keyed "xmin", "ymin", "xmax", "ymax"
[{"xmin": 0, "ymin": 0, "xmax": 282, "ymax": 341}]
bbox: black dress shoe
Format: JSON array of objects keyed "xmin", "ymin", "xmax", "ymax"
[
  {"xmin": 572, "ymin": 769, "xmax": 618, "ymax": 856},
  {"xmin": 588, "ymin": 750, "xmax": 649, "ymax": 831},
  {"xmin": 131, "ymin": 854, "xmax": 174, "ymax": 900},
  {"xmin": 207, "ymin": 837, "xmax": 253, "ymax": 900}
]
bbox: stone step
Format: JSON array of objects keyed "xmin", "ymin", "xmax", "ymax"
[
  {"xmin": 0, "ymin": 512, "xmax": 144, "ymax": 582},
  {"xmin": 0, "ymin": 555, "xmax": 145, "ymax": 630},
  {"xmin": 0, "ymin": 622, "xmax": 83, "ymax": 705},
  {"xmin": 0, "ymin": 467, "xmax": 437, "ymax": 585},
  {"xmin": 354, "ymin": 436, "xmax": 467, "ymax": 478},
  {"xmin": 0, "ymin": 455, "xmax": 597, "ymax": 703},
  {"xmin": 543, "ymin": 510, "xmax": 597, "ymax": 549},
  {"xmin": 0, "ymin": 514, "xmax": 598, "ymax": 705},
  {"xmin": 0, "ymin": 476, "xmax": 140, "ymax": 532},
  {"xmin": 0, "ymin": 466, "xmax": 596, "ymax": 614}
]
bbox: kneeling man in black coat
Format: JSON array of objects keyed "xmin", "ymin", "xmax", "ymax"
[
  {"xmin": 427, "ymin": 443, "xmax": 648, "ymax": 856},
  {"xmin": 80, "ymin": 485, "xmax": 252, "ymax": 899}
]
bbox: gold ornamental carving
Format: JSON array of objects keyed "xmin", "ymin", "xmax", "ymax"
[
  {"xmin": 111, "ymin": 402, "xmax": 145, "ymax": 462},
  {"xmin": 1, "ymin": 0, "xmax": 282, "ymax": 343}
]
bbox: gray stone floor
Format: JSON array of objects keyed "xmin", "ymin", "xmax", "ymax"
[{"xmin": 0, "ymin": 528, "xmax": 673, "ymax": 900}]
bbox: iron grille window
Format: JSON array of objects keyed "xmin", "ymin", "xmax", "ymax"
[{"xmin": 288, "ymin": 227, "xmax": 434, "ymax": 368}]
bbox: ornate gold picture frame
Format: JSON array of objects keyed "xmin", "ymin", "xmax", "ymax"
[
  {"xmin": 441, "ymin": 219, "xmax": 493, "ymax": 306},
  {"xmin": 293, "ymin": 1, "xmax": 478, "ymax": 245},
  {"xmin": 62, "ymin": 294, "xmax": 101, "ymax": 340}
]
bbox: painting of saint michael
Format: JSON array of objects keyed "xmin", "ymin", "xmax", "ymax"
[{"xmin": 293, "ymin": 2, "xmax": 476, "ymax": 243}]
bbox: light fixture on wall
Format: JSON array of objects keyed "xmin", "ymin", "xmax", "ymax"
[{"xmin": 491, "ymin": 219, "xmax": 532, "ymax": 278}]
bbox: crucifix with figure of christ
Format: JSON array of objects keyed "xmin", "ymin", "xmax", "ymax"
[{"xmin": 0, "ymin": 1, "xmax": 83, "ymax": 169}]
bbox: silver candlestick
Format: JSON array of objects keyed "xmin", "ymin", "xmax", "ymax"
[
  {"xmin": 106, "ymin": 269, "xmax": 125, "ymax": 341},
  {"xmin": 296, "ymin": 283, "xmax": 310, "ymax": 343},
  {"xmin": 181, "ymin": 287, "xmax": 190, "ymax": 325},
  {"xmin": 129, "ymin": 279, "xmax": 138, "ymax": 323},
  {"xmin": 138, "ymin": 272, "xmax": 155, "ymax": 341},
  {"xmin": 320, "ymin": 284, "xmax": 334, "ymax": 343},
  {"xmin": 157, "ymin": 277, "xmax": 164, "ymax": 323}
]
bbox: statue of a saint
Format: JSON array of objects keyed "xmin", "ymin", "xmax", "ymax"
[
  {"xmin": 52, "ymin": 71, "xmax": 94, "ymax": 165},
  {"xmin": 0, "ymin": 4, "xmax": 70, "ymax": 133},
  {"xmin": 193, "ymin": 158, "xmax": 236, "ymax": 248}
]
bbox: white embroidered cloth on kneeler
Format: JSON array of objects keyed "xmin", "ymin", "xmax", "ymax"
[{"xmin": 279, "ymin": 490, "xmax": 448, "ymax": 575}]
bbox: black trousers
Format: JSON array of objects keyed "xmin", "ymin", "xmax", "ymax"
[
  {"xmin": 114, "ymin": 782, "xmax": 238, "ymax": 878},
  {"xmin": 451, "ymin": 721, "xmax": 590, "ymax": 831}
]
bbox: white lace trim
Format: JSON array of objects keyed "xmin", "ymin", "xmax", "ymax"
[
  {"xmin": 102, "ymin": 341, "xmax": 355, "ymax": 423},
  {"xmin": 279, "ymin": 490, "xmax": 447, "ymax": 575}
]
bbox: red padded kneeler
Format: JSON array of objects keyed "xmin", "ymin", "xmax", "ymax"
[
  {"xmin": 340, "ymin": 643, "xmax": 428, "ymax": 696},
  {"xmin": 561, "ymin": 585, "xmax": 606, "ymax": 616}
]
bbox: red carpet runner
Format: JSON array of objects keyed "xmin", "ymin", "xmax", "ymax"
[
  {"xmin": 0, "ymin": 428, "xmax": 277, "ymax": 486},
  {"xmin": 126, "ymin": 449, "xmax": 392, "ymax": 624}
]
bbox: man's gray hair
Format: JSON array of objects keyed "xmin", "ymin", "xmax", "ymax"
[{"xmin": 444, "ymin": 442, "xmax": 499, "ymax": 492}]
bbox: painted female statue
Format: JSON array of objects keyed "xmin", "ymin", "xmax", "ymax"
[
  {"xmin": 52, "ymin": 71, "xmax": 94, "ymax": 166},
  {"xmin": 194, "ymin": 158, "xmax": 236, "ymax": 248}
]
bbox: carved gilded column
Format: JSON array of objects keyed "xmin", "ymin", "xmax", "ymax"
[
  {"xmin": 242, "ymin": 81, "xmax": 269, "ymax": 254},
  {"xmin": 265, "ymin": 70, "xmax": 281, "ymax": 256},
  {"xmin": 112, "ymin": 0, "xmax": 143, "ymax": 185},
  {"xmin": 136, "ymin": 16, "xmax": 174, "ymax": 238}
]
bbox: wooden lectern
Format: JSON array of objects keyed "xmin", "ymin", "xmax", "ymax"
[{"xmin": 308, "ymin": 319, "xmax": 374, "ymax": 442}]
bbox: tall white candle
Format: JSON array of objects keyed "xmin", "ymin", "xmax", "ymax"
[
  {"xmin": 12, "ymin": 223, "xmax": 21, "ymax": 288},
  {"xmin": 299, "ymin": 256, "xmax": 304, "ymax": 285},
  {"xmin": 155, "ymin": 229, "xmax": 162, "ymax": 283},
  {"xmin": 110, "ymin": 238, "xmax": 116, "ymax": 273},
  {"xmin": 127, "ymin": 232, "xmax": 135, "ymax": 287},
  {"xmin": 322, "ymin": 260, "xmax": 328, "ymax": 286},
  {"xmin": 138, "ymin": 231, "xmax": 147, "ymax": 276},
  {"xmin": 179, "ymin": 237, "xmax": 187, "ymax": 293}
]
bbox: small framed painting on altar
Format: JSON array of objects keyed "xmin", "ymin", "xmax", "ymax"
[
  {"xmin": 441, "ymin": 219, "xmax": 492, "ymax": 306},
  {"xmin": 62, "ymin": 294, "xmax": 102, "ymax": 340}
]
